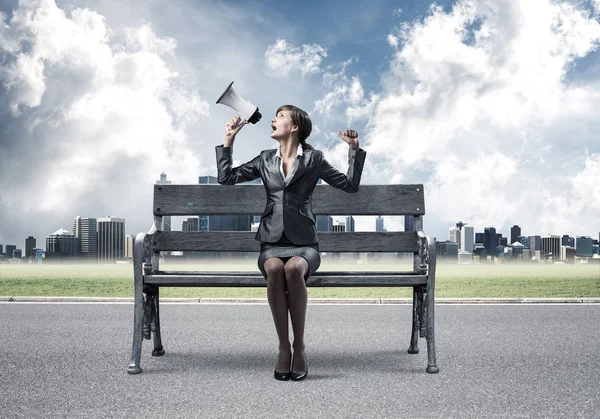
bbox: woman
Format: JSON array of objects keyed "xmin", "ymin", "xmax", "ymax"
[{"xmin": 215, "ymin": 105, "xmax": 367, "ymax": 381}]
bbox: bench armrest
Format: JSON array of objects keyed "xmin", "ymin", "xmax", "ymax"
[{"xmin": 417, "ymin": 231, "xmax": 436, "ymax": 275}]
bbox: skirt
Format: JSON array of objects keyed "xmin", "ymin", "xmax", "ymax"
[{"xmin": 257, "ymin": 231, "xmax": 321, "ymax": 281}]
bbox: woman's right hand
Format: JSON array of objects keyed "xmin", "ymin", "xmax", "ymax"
[{"xmin": 225, "ymin": 115, "xmax": 248, "ymax": 144}]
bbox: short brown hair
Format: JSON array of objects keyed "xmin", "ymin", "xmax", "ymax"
[{"xmin": 276, "ymin": 105, "xmax": 314, "ymax": 150}]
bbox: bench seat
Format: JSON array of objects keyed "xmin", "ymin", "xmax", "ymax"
[{"xmin": 144, "ymin": 271, "xmax": 428, "ymax": 287}]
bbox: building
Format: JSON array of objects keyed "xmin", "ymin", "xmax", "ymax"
[
  {"xmin": 484, "ymin": 227, "xmax": 497, "ymax": 257},
  {"xmin": 528, "ymin": 235, "xmax": 541, "ymax": 251},
  {"xmin": 576, "ymin": 236, "xmax": 593, "ymax": 258},
  {"xmin": 97, "ymin": 217, "xmax": 125, "ymax": 263},
  {"xmin": 333, "ymin": 220, "xmax": 345, "ymax": 233},
  {"xmin": 518, "ymin": 236, "xmax": 529, "ymax": 248},
  {"xmin": 510, "ymin": 225, "xmax": 521, "ymax": 245},
  {"xmin": 436, "ymin": 241, "xmax": 459, "ymax": 262},
  {"xmin": 5, "ymin": 244, "xmax": 16, "ymax": 259},
  {"xmin": 345, "ymin": 216, "xmax": 355, "ymax": 232},
  {"xmin": 448, "ymin": 226, "xmax": 459, "ymax": 244},
  {"xmin": 404, "ymin": 216, "xmax": 414, "ymax": 232},
  {"xmin": 317, "ymin": 216, "xmax": 333, "ymax": 232},
  {"xmin": 73, "ymin": 217, "xmax": 98, "ymax": 261},
  {"xmin": 376, "ymin": 216, "xmax": 385, "ymax": 232},
  {"xmin": 156, "ymin": 172, "xmax": 172, "ymax": 232},
  {"xmin": 182, "ymin": 218, "xmax": 199, "ymax": 232},
  {"xmin": 475, "ymin": 233, "xmax": 484, "ymax": 244},
  {"xmin": 462, "ymin": 226, "xmax": 474, "ymax": 252},
  {"xmin": 25, "ymin": 236, "xmax": 36, "ymax": 259},
  {"xmin": 125, "ymin": 234, "xmax": 136, "ymax": 259},
  {"xmin": 541, "ymin": 235, "xmax": 561, "ymax": 261},
  {"xmin": 45, "ymin": 229, "xmax": 78, "ymax": 261}
]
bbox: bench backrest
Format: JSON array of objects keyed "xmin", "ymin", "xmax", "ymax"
[{"xmin": 151, "ymin": 184, "xmax": 425, "ymax": 253}]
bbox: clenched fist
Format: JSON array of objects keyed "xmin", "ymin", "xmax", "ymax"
[
  {"xmin": 338, "ymin": 129, "xmax": 359, "ymax": 150},
  {"xmin": 224, "ymin": 115, "xmax": 248, "ymax": 144}
]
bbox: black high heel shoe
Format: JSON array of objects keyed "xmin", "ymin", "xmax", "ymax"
[
  {"xmin": 290, "ymin": 352, "xmax": 308, "ymax": 381},
  {"xmin": 274, "ymin": 352, "xmax": 292, "ymax": 381}
]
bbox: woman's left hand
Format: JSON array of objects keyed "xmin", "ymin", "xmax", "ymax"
[{"xmin": 338, "ymin": 129, "xmax": 359, "ymax": 149}]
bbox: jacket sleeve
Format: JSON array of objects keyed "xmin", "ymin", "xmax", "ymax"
[
  {"xmin": 318, "ymin": 147, "xmax": 367, "ymax": 192},
  {"xmin": 215, "ymin": 145, "xmax": 261, "ymax": 185}
]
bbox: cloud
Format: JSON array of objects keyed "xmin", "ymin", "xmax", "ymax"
[
  {"xmin": 362, "ymin": 0, "xmax": 600, "ymax": 238},
  {"xmin": 0, "ymin": 0, "xmax": 209, "ymax": 243},
  {"xmin": 264, "ymin": 39, "xmax": 328, "ymax": 76}
]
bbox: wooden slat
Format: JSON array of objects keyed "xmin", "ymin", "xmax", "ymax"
[
  {"xmin": 144, "ymin": 273, "xmax": 428, "ymax": 287},
  {"xmin": 152, "ymin": 231, "xmax": 420, "ymax": 252},
  {"xmin": 153, "ymin": 184, "xmax": 425, "ymax": 216}
]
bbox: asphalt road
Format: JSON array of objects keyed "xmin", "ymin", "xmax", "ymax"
[{"xmin": 1, "ymin": 303, "xmax": 599, "ymax": 418}]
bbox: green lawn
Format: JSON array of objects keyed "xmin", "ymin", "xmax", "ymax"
[{"xmin": 0, "ymin": 260, "xmax": 599, "ymax": 298}]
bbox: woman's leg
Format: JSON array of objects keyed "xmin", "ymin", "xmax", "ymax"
[
  {"xmin": 264, "ymin": 257, "xmax": 291, "ymax": 372},
  {"xmin": 284, "ymin": 256, "xmax": 309, "ymax": 372}
]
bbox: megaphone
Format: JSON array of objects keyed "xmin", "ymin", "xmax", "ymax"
[{"xmin": 216, "ymin": 81, "xmax": 262, "ymax": 126}]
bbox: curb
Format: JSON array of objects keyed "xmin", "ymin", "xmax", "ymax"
[{"xmin": 1, "ymin": 296, "xmax": 600, "ymax": 304}]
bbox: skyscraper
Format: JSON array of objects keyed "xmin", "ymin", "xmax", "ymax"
[
  {"xmin": 25, "ymin": 236, "xmax": 36, "ymax": 259},
  {"xmin": 156, "ymin": 172, "xmax": 172, "ymax": 232},
  {"xmin": 484, "ymin": 227, "xmax": 497, "ymax": 257},
  {"xmin": 376, "ymin": 216, "xmax": 384, "ymax": 232},
  {"xmin": 97, "ymin": 217, "xmax": 125, "ymax": 263},
  {"xmin": 510, "ymin": 225, "xmax": 521, "ymax": 245},
  {"xmin": 73, "ymin": 216, "xmax": 97, "ymax": 261},
  {"xmin": 541, "ymin": 235, "xmax": 561, "ymax": 261},
  {"xmin": 448, "ymin": 226, "xmax": 459, "ymax": 243},
  {"xmin": 575, "ymin": 236, "xmax": 593, "ymax": 258},
  {"xmin": 316, "ymin": 215, "xmax": 333, "ymax": 232},
  {"xmin": 345, "ymin": 216, "xmax": 355, "ymax": 232},
  {"xmin": 461, "ymin": 226, "xmax": 474, "ymax": 252},
  {"xmin": 333, "ymin": 220, "xmax": 346, "ymax": 232}
]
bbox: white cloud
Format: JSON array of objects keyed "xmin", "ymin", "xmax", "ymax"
[
  {"xmin": 0, "ymin": 0, "xmax": 209, "ymax": 225},
  {"xmin": 362, "ymin": 0, "xmax": 600, "ymax": 238},
  {"xmin": 264, "ymin": 39, "xmax": 328, "ymax": 76}
]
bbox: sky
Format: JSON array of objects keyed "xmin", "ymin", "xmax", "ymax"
[{"xmin": 1, "ymin": 0, "xmax": 600, "ymax": 251}]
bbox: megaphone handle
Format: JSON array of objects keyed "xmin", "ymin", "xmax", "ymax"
[{"xmin": 235, "ymin": 118, "xmax": 247, "ymax": 128}]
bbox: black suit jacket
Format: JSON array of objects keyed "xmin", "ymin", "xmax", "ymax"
[{"xmin": 215, "ymin": 144, "xmax": 367, "ymax": 245}]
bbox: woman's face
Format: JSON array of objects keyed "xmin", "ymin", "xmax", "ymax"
[{"xmin": 270, "ymin": 109, "xmax": 297, "ymax": 140}]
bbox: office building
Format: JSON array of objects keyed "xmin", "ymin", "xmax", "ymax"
[
  {"xmin": 345, "ymin": 216, "xmax": 355, "ymax": 232},
  {"xmin": 436, "ymin": 241, "xmax": 459, "ymax": 262},
  {"xmin": 5, "ymin": 245, "xmax": 16, "ymax": 259},
  {"xmin": 45, "ymin": 229, "xmax": 78, "ymax": 261},
  {"xmin": 0, "ymin": 244, "xmax": 3, "ymax": 256},
  {"xmin": 510, "ymin": 225, "xmax": 521, "ymax": 245},
  {"xmin": 25, "ymin": 236, "xmax": 36, "ymax": 258},
  {"xmin": 576, "ymin": 236, "xmax": 593, "ymax": 258},
  {"xmin": 182, "ymin": 218, "xmax": 199, "ymax": 232},
  {"xmin": 376, "ymin": 216, "xmax": 385, "ymax": 232},
  {"xmin": 317, "ymin": 215, "xmax": 333, "ymax": 232},
  {"xmin": 528, "ymin": 236, "xmax": 541, "ymax": 251},
  {"xmin": 97, "ymin": 217, "xmax": 125, "ymax": 263},
  {"xmin": 541, "ymin": 235, "xmax": 561, "ymax": 261},
  {"xmin": 448, "ymin": 226, "xmax": 459, "ymax": 243},
  {"xmin": 518, "ymin": 236, "xmax": 529, "ymax": 248},
  {"xmin": 405, "ymin": 216, "xmax": 414, "ymax": 232},
  {"xmin": 125, "ymin": 234, "xmax": 136, "ymax": 258},
  {"xmin": 73, "ymin": 217, "xmax": 98, "ymax": 261},
  {"xmin": 475, "ymin": 233, "xmax": 484, "ymax": 244},
  {"xmin": 333, "ymin": 220, "xmax": 345, "ymax": 232},
  {"xmin": 156, "ymin": 172, "xmax": 172, "ymax": 232},
  {"xmin": 13, "ymin": 249, "xmax": 22, "ymax": 258},
  {"xmin": 484, "ymin": 227, "xmax": 497, "ymax": 257},
  {"xmin": 461, "ymin": 226, "xmax": 474, "ymax": 252}
]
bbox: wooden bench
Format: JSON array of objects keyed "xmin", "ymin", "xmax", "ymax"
[{"xmin": 127, "ymin": 183, "xmax": 438, "ymax": 374}]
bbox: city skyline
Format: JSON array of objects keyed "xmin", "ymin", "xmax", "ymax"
[{"xmin": 1, "ymin": 0, "xmax": 600, "ymax": 251}]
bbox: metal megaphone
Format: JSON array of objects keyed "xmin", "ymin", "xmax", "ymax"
[{"xmin": 216, "ymin": 81, "xmax": 262, "ymax": 126}]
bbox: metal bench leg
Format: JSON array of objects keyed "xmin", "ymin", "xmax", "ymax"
[
  {"xmin": 408, "ymin": 288, "xmax": 419, "ymax": 354},
  {"xmin": 127, "ymin": 276, "xmax": 144, "ymax": 374},
  {"xmin": 152, "ymin": 287, "xmax": 165, "ymax": 357},
  {"xmin": 127, "ymin": 233, "xmax": 147, "ymax": 374},
  {"xmin": 425, "ymin": 290, "xmax": 438, "ymax": 373},
  {"xmin": 425, "ymin": 237, "xmax": 439, "ymax": 374}
]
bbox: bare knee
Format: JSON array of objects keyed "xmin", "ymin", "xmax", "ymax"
[{"xmin": 284, "ymin": 257, "xmax": 308, "ymax": 284}]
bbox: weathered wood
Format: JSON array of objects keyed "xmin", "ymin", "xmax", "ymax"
[
  {"xmin": 153, "ymin": 184, "xmax": 425, "ymax": 216},
  {"xmin": 151, "ymin": 231, "xmax": 420, "ymax": 252},
  {"xmin": 144, "ymin": 273, "xmax": 428, "ymax": 287}
]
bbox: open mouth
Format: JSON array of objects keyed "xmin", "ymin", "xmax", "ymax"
[{"xmin": 271, "ymin": 125, "xmax": 276, "ymax": 131}]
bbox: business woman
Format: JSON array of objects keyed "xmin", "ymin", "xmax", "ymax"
[{"xmin": 215, "ymin": 105, "xmax": 367, "ymax": 381}]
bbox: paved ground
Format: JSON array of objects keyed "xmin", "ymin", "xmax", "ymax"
[{"xmin": 1, "ymin": 303, "xmax": 599, "ymax": 418}]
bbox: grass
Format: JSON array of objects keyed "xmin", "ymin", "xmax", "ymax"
[{"xmin": 0, "ymin": 260, "xmax": 599, "ymax": 298}]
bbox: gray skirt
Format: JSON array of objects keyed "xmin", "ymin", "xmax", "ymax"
[{"xmin": 257, "ymin": 231, "xmax": 321, "ymax": 280}]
